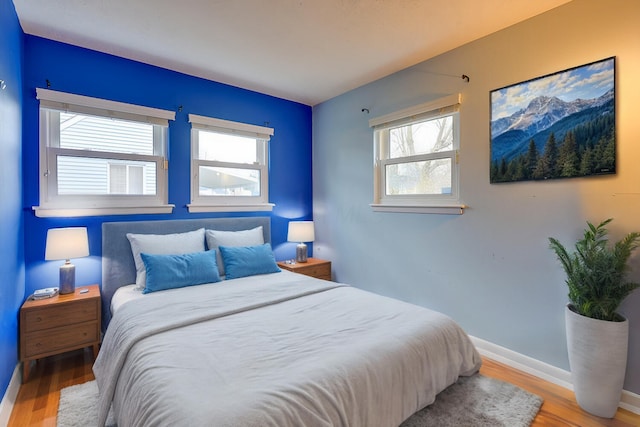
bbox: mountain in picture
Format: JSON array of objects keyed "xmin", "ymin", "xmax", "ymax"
[{"xmin": 490, "ymin": 57, "xmax": 615, "ymax": 183}]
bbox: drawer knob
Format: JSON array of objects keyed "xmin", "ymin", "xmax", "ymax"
[{"xmin": 36, "ymin": 317, "xmax": 42, "ymax": 322}]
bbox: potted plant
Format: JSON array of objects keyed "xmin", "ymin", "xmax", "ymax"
[{"xmin": 548, "ymin": 218, "xmax": 640, "ymax": 418}]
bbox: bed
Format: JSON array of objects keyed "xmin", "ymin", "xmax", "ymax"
[{"xmin": 94, "ymin": 217, "xmax": 481, "ymax": 427}]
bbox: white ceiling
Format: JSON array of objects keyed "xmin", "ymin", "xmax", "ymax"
[{"xmin": 13, "ymin": 0, "xmax": 572, "ymax": 106}]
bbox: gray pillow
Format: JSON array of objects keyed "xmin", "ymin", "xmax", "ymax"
[{"xmin": 205, "ymin": 226, "xmax": 264, "ymax": 276}]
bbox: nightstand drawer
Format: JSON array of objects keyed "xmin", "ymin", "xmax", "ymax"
[
  {"xmin": 23, "ymin": 301, "xmax": 98, "ymax": 333},
  {"xmin": 23, "ymin": 321, "xmax": 99, "ymax": 358},
  {"xmin": 300, "ymin": 264, "xmax": 331, "ymax": 280}
]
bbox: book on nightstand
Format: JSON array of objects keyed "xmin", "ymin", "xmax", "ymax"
[{"xmin": 32, "ymin": 287, "xmax": 59, "ymax": 300}]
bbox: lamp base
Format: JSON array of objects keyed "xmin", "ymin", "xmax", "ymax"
[
  {"xmin": 295, "ymin": 243, "xmax": 308, "ymax": 263},
  {"xmin": 59, "ymin": 261, "xmax": 76, "ymax": 295}
]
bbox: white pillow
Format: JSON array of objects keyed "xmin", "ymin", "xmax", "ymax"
[
  {"xmin": 205, "ymin": 226, "xmax": 264, "ymax": 276},
  {"xmin": 127, "ymin": 228, "xmax": 206, "ymax": 289}
]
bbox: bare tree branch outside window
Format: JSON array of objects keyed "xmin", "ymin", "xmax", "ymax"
[{"xmin": 386, "ymin": 116, "xmax": 454, "ymax": 195}]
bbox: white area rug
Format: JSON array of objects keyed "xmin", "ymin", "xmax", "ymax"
[
  {"xmin": 58, "ymin": 374, "xmax": 542, "ymax": 427},
  {"xmin": 57, "ymin": 381, "xmax": 115, "ymax": 427}
]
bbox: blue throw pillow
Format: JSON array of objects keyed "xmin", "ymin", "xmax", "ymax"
[
  {"xmin": 141, "ymin": 250, "xmax": 221, "ymax": 294},
  {"xmin": 219, "ymin": 244, "xmax": 281, "ymax": 280}
]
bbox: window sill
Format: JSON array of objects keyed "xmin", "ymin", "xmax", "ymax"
[
  {"xmin": 370, "ymin": 203, "xmax": 467, "ymax": 215},
  {"xmin": 187, "ymin": 203, "xmax": 275, "ymax": 213},
  {"xmin": 33, "ymin": 205, "xmax": 175, "ymax": 218}
]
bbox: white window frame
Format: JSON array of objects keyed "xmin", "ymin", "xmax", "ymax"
[
  {"xmin": 33, "ymin": 88, "xmax": 175, "ymax": 218},
  {"xmin": 369, "ymin": 93, "xmax": 466, "ymax": 215},
  {"xmin": 187, "ymin": 114, "xmax": 274, "ymax": 213}
]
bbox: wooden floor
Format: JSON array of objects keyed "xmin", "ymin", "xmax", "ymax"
[
  {"xmin": 7, "ymin": 349, "xmax": 640, "ymax": 426},
  {"xmin": 480, "ymin": 359, "xmax": 639, "ymax": 427},
  {"xmin": 8, "ymin": 349, "xmax": 95, "ymax": 427}
]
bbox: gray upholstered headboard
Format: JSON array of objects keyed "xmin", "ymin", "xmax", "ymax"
[{"xmin": 101, "ymin": 217, "xmax": 271, "ymax": 330}]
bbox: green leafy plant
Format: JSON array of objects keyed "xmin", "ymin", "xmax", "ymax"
[{"xmin": 548, "ymin": 218, "xmax": 640, "ymax": 321}]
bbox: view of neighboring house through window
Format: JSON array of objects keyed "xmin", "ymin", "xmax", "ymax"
[
  {"xmin": 188, "ymin": 114, "xmax": 274, "ymax": 212},
  {"xmin": 35, "ymin": 88, "xmax": 175, "ymax": 217},
  {"xmin": 197, "ymin": 131, "xmax": 262, "ymax": 196},
  {"xmin": 108, "ymin": 163, "xmax": 145, "ymax": 195},
  {"xmin": 55, "ymin": 112, "xmax": 157, "ymax": 195}
]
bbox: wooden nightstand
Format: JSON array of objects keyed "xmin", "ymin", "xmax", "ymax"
[
  {"xmin": 277, "ymin": 258, "xmax": 332, "ymax": 280},
  {"xmin": 19, "ymin": 284, "xmax": 101, "ymax": 382}
]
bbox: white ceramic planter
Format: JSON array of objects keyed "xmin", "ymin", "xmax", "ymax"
[{"xmin": 565, "ymin": 305, "xmax": 628, "ymax": 418}]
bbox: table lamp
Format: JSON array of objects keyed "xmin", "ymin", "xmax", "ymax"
[
  {"xmin": 45, "ymin": 227, "xmax": 89, "ymax": 294},
  {"xmin": 288, "ymin": 221, "xmax": 314, "ymax": 263}
]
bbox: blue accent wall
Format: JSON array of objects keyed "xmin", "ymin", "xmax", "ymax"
[
  {"xmin": 21, "ymin": 37, "xmax": 313, "ymax": 300},
  {"xmin": 0, "ymin": 0, "xmax": 24, "ymax": 399}
]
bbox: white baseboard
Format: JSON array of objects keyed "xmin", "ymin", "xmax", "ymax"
[
  {"xmin": 0, "ymin": 364, "xmax": 21, "ymax": 427},
  {"xmin": 470, "ymin": 336, "xmax": 640, "ymax": 415}
]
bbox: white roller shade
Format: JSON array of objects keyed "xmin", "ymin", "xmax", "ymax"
[
  {"xmin": 369, "ymin": 93, "xmax": 461, "ymax": 130},
  {"xmin": 189, "ymin": 114, "xmax": 274, "ymax": 141},
  {"xmin": 36, "ymin": 88, "xmax": 175, "ymax": 126}
]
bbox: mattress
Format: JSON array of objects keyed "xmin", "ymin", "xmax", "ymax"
[
  {"xmin": 94, "ymin": 271, "xmax": 481, "ymax": 427},
  {"xmin": 109, "ymin": 284, "xmax": 140, "ymax": 315}
]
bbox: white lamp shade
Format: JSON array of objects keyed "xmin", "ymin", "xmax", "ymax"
[
  {"xmin": 45, "ymin": 227, "xmax": 90, "ymax": 260},
  {"xmin": 287, "ymin": 221, "xmax": 315, "ymax": 243}
]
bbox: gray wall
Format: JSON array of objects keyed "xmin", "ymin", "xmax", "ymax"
[{"xmin": 312, "ymin": 0, "xmax": 640, "ymax": 394}]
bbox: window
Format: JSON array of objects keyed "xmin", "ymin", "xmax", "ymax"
[
  {"xmin": 370, "ymin": 94, "xmax": 465, "ymax": 214},
  {"xmin": 34, "ymin": 88, "xmax": 175, "ymax": 217},
  {"xmin": 188, "ymin": 114, "xmax": 274, "ymax": 212}
]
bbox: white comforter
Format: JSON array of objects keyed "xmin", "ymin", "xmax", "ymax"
[{"xmin": 93, "ymin": 271, "xmax": 481, "ymax": 427}]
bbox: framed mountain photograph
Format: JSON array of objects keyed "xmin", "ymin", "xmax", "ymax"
[{"xmin": 490, "ymin": 57, "xmax": 615, "ymax": 183}]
